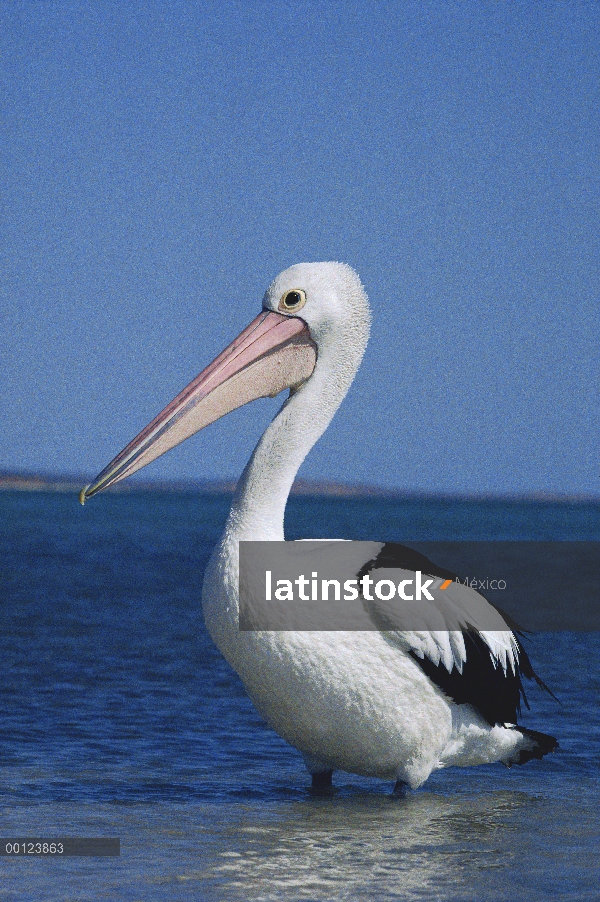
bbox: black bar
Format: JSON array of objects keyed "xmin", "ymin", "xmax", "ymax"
[{"xmin": 0, "ymin": 839, "xmax": 120, "ymax": 857}]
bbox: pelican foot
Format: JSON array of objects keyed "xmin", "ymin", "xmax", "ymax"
[
  {"xmin": 392, "ymin": 780, "xmax": 410, "ymax": 798},
  {"xmin": 310, "ymin": 771, "xmax": 334, "ymax": 793}
]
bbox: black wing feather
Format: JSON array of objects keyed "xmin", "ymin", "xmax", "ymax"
[{"xmin": 357, "ymin": 541, "xmax": 553, "ymax": 727}]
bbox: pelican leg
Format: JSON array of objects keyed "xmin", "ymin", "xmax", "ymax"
[
  {"xmin": 393, "ymin": 780, "xmax": 409, "ymax": 797},
  {"xmin": 311, "ymin": 771, "xmax": 333, "ymax": 791}
]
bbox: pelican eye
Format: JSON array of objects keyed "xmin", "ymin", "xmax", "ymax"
[{"xmin": 279, "ymin": 289, "xmax": 306, "ymax": 313}]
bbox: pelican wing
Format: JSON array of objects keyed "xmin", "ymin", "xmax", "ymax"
[{"xmin": 356, "ymin": 542, "xmax": 543, "ymax": 726}]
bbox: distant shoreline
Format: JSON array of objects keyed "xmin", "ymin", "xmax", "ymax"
[{"xmin": 1, "ymin": 471, "xmax": 598, "ymax": 503}]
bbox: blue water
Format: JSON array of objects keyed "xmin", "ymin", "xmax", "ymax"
[{"xmin": 1, "ymin": 490, "xmax": 599, "ymax": 901}]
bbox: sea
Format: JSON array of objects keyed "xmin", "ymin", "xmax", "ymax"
[{"xmin": 1, "ymin": 489, "xmax": 599, "ymax": 901}]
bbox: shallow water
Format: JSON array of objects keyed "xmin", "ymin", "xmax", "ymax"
[{"xmin": 1, "ymin": 491, "xmax": 599, "ymax": 900}]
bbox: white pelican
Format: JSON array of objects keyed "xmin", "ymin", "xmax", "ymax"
[{"xmin": 81, "ymin": 262, "xmax": 557, "ymax": 792}]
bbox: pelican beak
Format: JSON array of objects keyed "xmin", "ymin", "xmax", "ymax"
[{"xmin": 80, "ymin": 311, "xmax": 317, "ymax": 503}]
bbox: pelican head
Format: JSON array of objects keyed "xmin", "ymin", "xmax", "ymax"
[
  {"xmin": 80, "ymin": 262, "xmax": 370, "ymax": 503},
  {"xmin": 262, "ymin": 262, "xmax": 370, "ymax": 353}
]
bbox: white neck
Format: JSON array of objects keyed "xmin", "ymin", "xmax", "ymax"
[
  {"xmin": 223, "ymin": 367, "xmax": 341, "ymax": 542},
  {"xmin": 221, "ymin": 264, "xmax": 371, "ymax": 545}
]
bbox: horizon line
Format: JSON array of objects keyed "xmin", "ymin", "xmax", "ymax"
[{"xmin": 1, "ymin": 470, "xmax": 599, "ymax": 503}]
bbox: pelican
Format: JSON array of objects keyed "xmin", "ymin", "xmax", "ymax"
[{"xmin": 80, "ymin": 262, "xmax": 557, "ymax": 792}]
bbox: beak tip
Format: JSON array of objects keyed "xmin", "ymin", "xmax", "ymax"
[{"xmin": 79, "ymin": 485, "xmax": 90, "ymax": 506}]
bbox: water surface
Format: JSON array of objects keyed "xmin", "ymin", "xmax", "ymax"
[{"xmin": 1, "ymin": 491, "xmax": 599, "ymax": 900}]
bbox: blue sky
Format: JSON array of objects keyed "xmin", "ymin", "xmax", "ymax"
[{"xmin": 2, "ymin": 1, "xmax": 598, "ymax": 495}]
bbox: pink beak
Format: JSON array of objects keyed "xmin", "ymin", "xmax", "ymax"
[{"xmin": 80, "ymin": 310, "xmax": 317, "ymax": 502}]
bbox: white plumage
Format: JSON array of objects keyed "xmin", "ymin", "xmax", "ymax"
[{"xmin": 82, "ymin": 261, "xmax": 557, "ymax": 790}]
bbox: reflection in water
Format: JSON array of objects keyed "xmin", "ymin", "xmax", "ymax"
[
  {"xmin": 205, "ymin": 791, "xmax": 543, "ymax": 901},
  {"xmin": 3, "ymin": 783, "xmax": 599, "ymax": 901}
]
